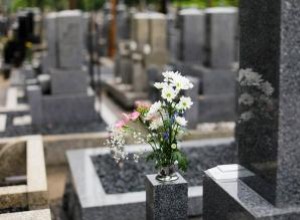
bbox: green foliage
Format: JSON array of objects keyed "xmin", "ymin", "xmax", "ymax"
[{"xmin": 9, "ymin": 0, "xmax": 238, "ymax": 12}]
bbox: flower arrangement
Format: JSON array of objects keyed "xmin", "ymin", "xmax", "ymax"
[
  {"xmin": 238, "ymin": 68, "xmax": 274, "ymax": 123},
  {"xmin": 106, "ymin": 71, "xmax": 194, "ymax": 182}
]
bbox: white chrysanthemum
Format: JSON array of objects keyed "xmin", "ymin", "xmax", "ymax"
[
  {"xmin": 146, "ymin": 101, "xmax": 162, "ymax": 119},
  {"xmin": 238, "ymin": 93, "xmax": 254, "ymax": 106},
  {"xmin": 162, "ymin": 71, "xmax": 180, "ymax": 82},
  {"xmin": 240, "ymin": 111, "xmax": 253, "ymax": 122},
  {"xmin": 238, "ymin": 68, "xmax": 262, "ymax": 86},
  {"xmin": 177, "ymin": 96, "xmax": 193, "ymax": 110},
  {"xmin": 154, "ymin": 82, "xmax": 167, "ymax": 90},
  {"xmin": 175, "ymin": 116, "xmax": 187, "ymax": 126},
  {"xmin": 162, "ymin": 86, "xmax": 177, "ymax": 102},
  {"xmin": 171, "ymin": 74, "xmax": 193, "ymax": 91},
  {"xmin": 149, "ymin": 118, "xmax": 164, "ymax": 130},
  {"xmin": 260, "ymin": 81, "xmax": 274, "ymax": 96}
]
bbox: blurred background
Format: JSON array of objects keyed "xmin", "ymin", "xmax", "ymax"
[{"xmin": 0, "ymin": 0, "xmax": 239, "ymax": 219}]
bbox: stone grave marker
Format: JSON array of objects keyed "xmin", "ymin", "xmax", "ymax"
[{"xmin": 203, "ymin": 1, "xmax": 300, "ymax": 219}]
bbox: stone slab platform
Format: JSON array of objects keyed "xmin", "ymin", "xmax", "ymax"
[
  {"xmin": 203, "ymin": 165, "xmax": 300, "ymax": 220},
  {"xmin": 0, "ymin": 209, "xmax": 51, "ymax": 220},
  {"xmin": 0, "ymin": 136, "xmax": 48, "ymax": 210},
  {"xmin": 104, "ymin": 81, "xmax": 148, "ymax": 109},
  {"xmin": 64, "ymin": 138, "xmax": 235, "ymax": 220}
]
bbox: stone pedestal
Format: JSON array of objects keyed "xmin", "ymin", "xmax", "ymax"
[{"xmin": 145, "ymin": 173, "xmax": 188, "ymax": 220}]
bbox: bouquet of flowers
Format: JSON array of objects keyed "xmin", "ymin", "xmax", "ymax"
[{"xmin": 107, "ymin": 71, "xmax": 194, "ymax": 182}]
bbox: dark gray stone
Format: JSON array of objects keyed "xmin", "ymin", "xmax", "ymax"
[
  {"xmin": 203, "ymin": 165, "xmax": 300, "ymax": 220},
  {"xmin": 57, "ymin": 10, "xmax": 84, "ymax": 69},
  {"xmin": 116, "ymin": 4, "xmax": 130, "ymax": 40},
  {"xmin": 27, "ymin": 85, "xmax": 43, "ymax": 126},
  {"xmin": 198, "ymin": 94, "xmax": 236, "ymax": 123},
  {"xmin": 203, "ymin": 1, "xmax": 300, "ymax": 219},
  {"xmin": 50, "ymin": 69, "xmax": 88, "ymax": 95},
  {"xmin": 202, "ymin": 69, "xmax": 237, "ymax": 95},
  {"xmin": 237, "ymin": 0, "xmax": 300, "ymax": 207},
  {"xmin": 145, "ymin": 173, "xmax": 188, "ymax": 220},
  {"xmin": 179, "ymin": 9, "xmax": 205, "ymax": 65},
  {"xmin": 184, "ymin": 76, "xmax": 200, "ymax": 129},
  {"xmin": 42, "ymin": 93, "xmax": 98, "ymax": 125},
  {"xmin": 205, "ymin": 7, "xmax": 238, "ymax": 69},
  {"xmin": 44, "ymin": 12, "xmax": 58, "ymax": 70},
  {"xmin": 64, "ymin": 138, "xmax": 236, "ymax": 219}
]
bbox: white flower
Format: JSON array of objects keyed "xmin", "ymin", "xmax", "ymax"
[
  {"xmin": 171, "ymin": 143, "xmax": 177, "ymax": 149},
  {"xmin": 177, "ymin": 96, "xmax": 193, "ymax": 110},
  {"xmin": 162, "ymin": 71, "xmax": 179, "ymax": 82},
  {"xmin": 240, "ymin": 111, "xmax": 253, "ymax": 122},
  {"xmin": 143, "ymin": 44, "xmax": 151, "ymax": 55},
  {"xmin": 149, "ymin": 118, "xmax": 164, "ymax": 130},
  {"xmin": 238, "ymin": 68, "xmax": 263, "ymax": 86},
  {"xmin": 162, "ymin": 86, "xmax": 177, "ymax": 102},
  {"xmin": 175, "ymin": 116, "xmax": 187, "ymax": 126},
  {"xmin": 146, "ymin": 101, "xmax": 161, "ymax": 118},
  {"xmin": 171, "ymin": 74, "xmax": 193, "ymax": 91},
  {"xmin": 154, "ymin": 82, "xmax": 167, "ymax": 90},
  {"xmin": 260, "ymin": 81, "xmax": 274, "ymax": 96},
  {"xmin": 238, "ymin": 93, "xmax": 254, "ymax": 106}
]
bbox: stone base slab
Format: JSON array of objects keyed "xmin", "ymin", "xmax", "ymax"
[{"xmin": 203, "ymin": 164, "xmax": 300, "ymax": 220}]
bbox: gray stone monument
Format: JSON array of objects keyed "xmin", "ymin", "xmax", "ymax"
[
  {"xmin": 178, "ymin": 8, "xmax": 205, "ymax": 65},
  {"xmin": 205, "ymin": 7, "xmax": 238, "ymax": 69},
  {"xmin": 145, "ymin": 173, "xmax": 188, "ymax": 220},
  {"xmin": 57, "ymin": 10, "xmax": 84, "ymax": 69},
  {"xmin": 203, "ymin": 1, "xmax": 300, "ymax": 219},
  {"xmin": 131, "ymin": 13, "xmax": 149, "ymax": 53},
  {"xmin": 44, "ymin": 12, "xmax": 57, "ymax": 71}
]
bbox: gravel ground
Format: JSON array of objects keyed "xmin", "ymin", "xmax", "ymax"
[
  {"xmin": 92, "ymin": 143, "xmax": 236, "ymax": 194},
  {"xmin": 0, "ymin": 111, "xmax": 107, "ymax": 137}
]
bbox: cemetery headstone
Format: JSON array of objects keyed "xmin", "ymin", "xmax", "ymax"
[{"xmin": 203, "ymin": 1, "xmax": 300, "ymax": 219}]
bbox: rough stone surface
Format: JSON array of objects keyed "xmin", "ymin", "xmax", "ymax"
[
  {"xmin": 92, "ymin": 143, "xmax": 236, "ymax": 194},
  {"xmin": 50, "ymin": 69, "xmax": 88, "ymax": 95},
  {"xmin": 0, "ymin": 111, "xmax": 106, "ymax": 137},
  {"xmin": 57, "ymin": 10, "xmax": 83, "ymax": 69},
  {"xmin": 145, "ymin": 173, "xmax": 188, "ymax": 220}
]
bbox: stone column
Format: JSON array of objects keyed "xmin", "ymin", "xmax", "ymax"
[
  {"xmin": 145, "ymin": 173, "xmax": 188, "ymax": 220},
  {"xmin": 178, "ymin": 9, "xmax": 205, "ymax": 65},
  {"xmin": 205, "ymin": 7, "xmax": 238, "ymax": 69},
  {"xmin": 184, "ymin": 76, "xmax": 199, "ymax": 130},
  {"xmin": 27, "ymin": 85, "xmax": 43, "ymax": 126},
  {"xmin": 203, "ymin": 0, "xmax": 300, "ymax": 219}
]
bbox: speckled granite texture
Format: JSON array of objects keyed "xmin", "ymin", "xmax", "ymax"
[
  {"xmin": 237, "ymin": 0, "xmax": 300, "ymax": 207},
  {"xmin": 203, "ymin": 165, "xmax": 300, "ymax": 220},
  {"xmin": 203, "ymin": 1, "xmax": 300, "ymax": 219},
  {"xmin": 65, "ymin": 138, "xmax": 235, "ymax": 220},
  {"xmin": 0, "ymin": 111, "xmax": 106, "ymax": 137},
  {"xmin": 145, "ymin": 173, "xmax": 188, "ymax": 220}
]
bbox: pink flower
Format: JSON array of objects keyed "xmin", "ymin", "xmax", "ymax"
[
  {"xmin": 115, "ymin": 120, "xmax": 126, "ymax": 129},
  {"xmin": 122, "ymin": 113, "xmax": 131, "ymax": 122},
  {"xmin": 130, "ymin": 111, "xmax": 140, "ymax": 120},
  {"xmin": 135, "ymin": 100, "xmax": 151, "ymax": 109}
]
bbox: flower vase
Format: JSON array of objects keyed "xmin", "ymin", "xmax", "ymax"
[{"xmin": 156, "ymin": 165, "xmax": 179, "ymax": 182}]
